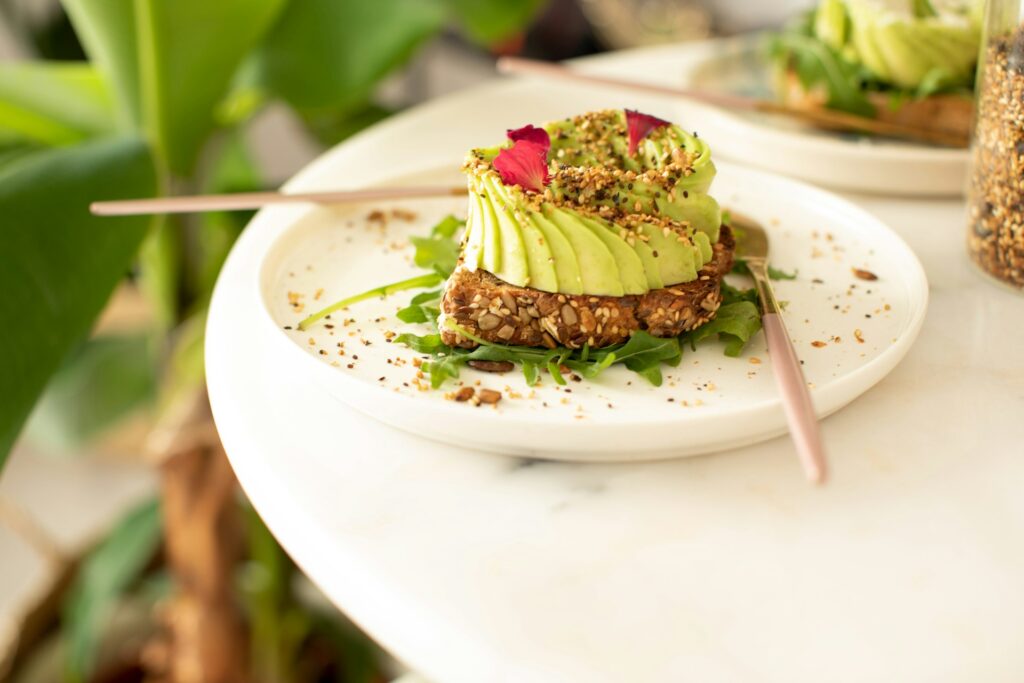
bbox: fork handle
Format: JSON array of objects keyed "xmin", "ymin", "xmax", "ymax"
[{"xmin": 762, "ymin": 313, "xmax": 828, "ymax": 483}]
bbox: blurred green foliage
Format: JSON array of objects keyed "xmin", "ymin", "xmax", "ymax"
[
  {"xmin": 0, "ymin": 0, "xmax": 545, "ymax": 470},
  {"xmin": 0, "ymin": 1, "xmax": 544, "ymax": 679}
]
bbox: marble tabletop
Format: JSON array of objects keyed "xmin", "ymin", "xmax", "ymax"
[{"xmin": 207, "ymin": 49, "xmax": 1024, "ymax": 683}]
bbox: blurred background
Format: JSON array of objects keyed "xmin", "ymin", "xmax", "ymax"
[{"xmin": 0, "ymin": 1, "xmax": 811, "ymax": 681}]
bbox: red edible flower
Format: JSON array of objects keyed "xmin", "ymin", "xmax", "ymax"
[
  {"xmin": 626, "ymin": 109, "xmax": 670, "ymax": 155},
  {"xmin": 494, "ymin": 124, "xmax": 551, "ymax": 193},
  {"xmin": 494, "ymin": 142, "xmax": 550, "ymax": 193},
  {"xmin": 507, "ymin": 124, "xmax": 550, "ymax": 154}
]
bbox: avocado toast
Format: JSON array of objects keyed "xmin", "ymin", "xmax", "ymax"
[
  {"xmin": 770, "ymin": 0, "xmax": 980, "ymax": 141},
  {"xmin": 439, "ymin": 109, "xmax": 735, "ymax": 350}
]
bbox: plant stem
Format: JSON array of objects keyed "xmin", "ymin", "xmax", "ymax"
[{"xmin": 298, "ymin": 272, "xmax": 443, "ymax": 330}]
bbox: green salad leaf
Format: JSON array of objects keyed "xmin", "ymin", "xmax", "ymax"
[
  {"xmin": 687, "ymin": 301, "xmax": 763, "ymax": 357},
  {"xmin": 730, "ymin": 259, "xmax": 798, "ymax": 280},
  {"xmin": 395, "ymin": 288, "xmax": 442, "ymax": 324},
  {"xmin": 769, "ymin": 25, "xmax": 876, "ymax": 117},
  {"xmin": 409, "ymin": 214, "xmax": 463, "ymax": 277}
]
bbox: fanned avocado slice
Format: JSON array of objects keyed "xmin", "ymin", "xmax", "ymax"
[
  {"xmin": 655, "ymin": 193, "xmax": 721, "ymax": 243},
  {"xmin": 531, "ymin": 212, "xmax": 583, "ymax": 295},
  {"xmin": 631, "ymin": 239, "xmax": 665, "ymax": 290},
  {"xmin": 462, "ymin": 192, "xmax": 485, "ymax": 270},
  {"xmin": 478, "ymin": 185, "xmax": 502, "ymax": 274},
  {"xmin": 694, "ymin": 230, "xmax": 713, "ymax": 265},
  {"xmin": 636, "ymin": 223, "xmax": 698, "ymax": 286},
  {"xmin": 485, "ymin": 176, "xmax": 556, "ymax": 291},
  {"xmin": 544, "ymin": 205, "xmax": 624, "ymax": 297},
  {"xmin": 578, "ymin": 215, "xmax": 648, "ymax": 295}
]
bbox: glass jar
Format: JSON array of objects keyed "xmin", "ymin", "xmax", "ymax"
[{"xmin": 967, "ymin": 0, "xmax": 1024, "ymax": 291}]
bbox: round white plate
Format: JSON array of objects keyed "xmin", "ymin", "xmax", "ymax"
[
  {"xmin": 576, "ymin": 37, "xmax": 969, "ymax": 196},
  {"xmin": 259, "ymin": 160, "xmax": 927, "ymax": 461}
]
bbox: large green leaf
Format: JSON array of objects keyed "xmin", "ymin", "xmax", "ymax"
[
  {"xmin": 60, "ymin": 0, "xmax": 141, "ymax": 128},
  {"xmin": 0, "ymin": 137, "xmax": 155, "ymax": 469},
  {"xmin": 24, "ymin": 334, "xmax": 156, "ymax": 452},
  {"xmin": 254, "ymin": 0, "xmax": 447, "ymax": 111},
  {"xmin": 193, "ymin": 132, "xmax": 261, "ymax": 302},
  {"xmin": 63, "ymin": 497, "xmax": 162, "ymax": 683},
  {"xmin": 0, "ymin": 62, "xmax": 115, "ymax": 146},
  {"xmin": 63, "ymin": 0, "xmax": 287, "ymax": 175},
  {"xmin": 444, "ymin": 0, "xmax": 546, "ymax": 45},
  {"xmin": 133, "ymin": 0, "xmax": 288, "ymax": 175}
]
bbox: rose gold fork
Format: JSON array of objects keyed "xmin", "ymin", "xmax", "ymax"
[{"xmin": 731, "ymin": 212, "xmax": 828, "ymax": 484}]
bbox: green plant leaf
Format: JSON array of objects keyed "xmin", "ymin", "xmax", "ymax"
[
  {"xmin": 444, "ymin": 0, "xmax": 546, "ymax": 45},
  {"xmin": 137, "ymin": 214, "xmax": 181, "ymax": 334},
  {"xmin": 254, "ymin": 0, "xmax": 447, "ymax": 111},
  {"xmin": 63, "ymin": 497, "xmax": 162, "ymax": 683},
  {"xmin": 194, "ymin": 132, "xmax": 261, "ymax": 303},
  {"xmin": 0, "ymin": 137, "xmax": 155, "ymax": 468},
  {"xmin": 0, "ymin": 62, "xmax": 115, "ymax": 146},
  {"xmin": 60, "ymin": 0, "xmax": 142, "ymax": 128},
  {"xmin": 24, "ymin": 334, "xmax": 156, "ymax": 451},
  {"xmin": 133, "ymin": 0, "xmax": 288, "ymax": 176}
]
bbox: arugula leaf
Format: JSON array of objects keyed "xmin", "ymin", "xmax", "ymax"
[
  {"xmin": 616, "ymin": 333, "xmax": 682, "ymax": 387},
  {"xmin": 410, "ymin": 214, "xmax": 463, "ymax": 277},
  {"xmin": 396, "ymin": 288, "xmax": 442, "ymax": 324},
  {"xmin": 423, "ymin": 355, "xmax": 463, "ymax": 388},
  {"xmin": 394, "ymin": 332, "xmax": 448, "ymax": 354},
  {"xmin": 770, "ymin": 28, "xmax": 876, "ymax": 117},
  {"xmin": 686, "ymin": 301, "xmax": 763, "ymax": 358},
  {"xmin": 731, "ymin": 259, "xmax": 798, "ymax": 280},
  {"xmin": 410, "ymin": 288, "xmax": 443, "ymax": 304},
  {"xmin": 396, "ymin": 303, "xmax": 439, "ymax": 324},
  {"xmin": 721, "ymin": 281, "xmax": 760, "ymax": 307},
  {"xmin": 300, "ymin": 271, "xmax": 443, "ymax": 329},
  {"xmin": 522, "ymin": 361, "xmax": 539, "ymax": 386}
]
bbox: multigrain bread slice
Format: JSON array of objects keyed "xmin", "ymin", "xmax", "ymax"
[
  {"xmin": 779, "ymin": 69, "xmax": 973, "ymax": 140},
  {"xmin": 439, "ymin": 224, "xmax": 735, "ymax": 350}
]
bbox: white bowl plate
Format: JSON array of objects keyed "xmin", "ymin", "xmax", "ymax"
[{"xmin": 259, "ymin": 162, "xmax": 927, "ymax": 461}]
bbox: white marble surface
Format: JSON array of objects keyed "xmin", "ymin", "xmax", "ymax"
[{"xmin": 206, "ymin": 49, "xmax": 1024, "ymax": 683}]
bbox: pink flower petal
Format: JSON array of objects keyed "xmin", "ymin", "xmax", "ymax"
[
  {"xmin": 626, "ymin": 109, "xmax": 670, "ymax": 156},
  {"xmin": 493, "ymin": 139, "xmax": 550, "ymax": 193},
  {"xmin": 507, "ymin": 124, "xmax": 551, "ymax": 154}
]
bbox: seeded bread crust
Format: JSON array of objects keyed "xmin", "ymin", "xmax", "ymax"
[{"xmin": 439, "ymin": 224, "xmax": 735, "ymax": 349}]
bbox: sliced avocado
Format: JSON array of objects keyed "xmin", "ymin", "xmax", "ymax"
[
  {"xmin": 655, "ymin": 193, "xmax": 722, "ymax": 243},
  {"xmin": 488, "ymin": 188, "xmax": 529, "ymax": 286},
  {"xmin": 484, "ymin": 176, "xmax": 555, "ymax": 290},
  {"xmin": 630, "ymin": 237, "xmax": 664, "ymax": 290},
  {"xmin": 578, "ymin": 215, "xmax": 649, "ymax": 295},
  {"xmin": 515, "ymin": 213, "xmax": 558, "ymax": 292},
  {"xmin": 693, "ymin": 230, "xmax": 713, "ymax": 266},
  {"xmin": 531, "ymin": 212, "xmax": 583, "ymax": 295},
  {"xmin": 846, "ymin": 2, "xmax": 892, "ymax": 81},
  {"xmin": 478, "ymin": 185, "xmax": 502, "ymax": 274},
  {"xmin": 544, "ymin": 205, "xmax": 624, "ymax": 297},
  {"xmin": 880, "ymin": 21, "xmax": 974, "ymax": 89},
  {"xmin": 636, "ymin": 223, "xmax": 697, "ymax": 285},
  {"xmin": 814, "ymin": 0, "xmax": 849, "ymax": 50},
  {"xmin": 462, "ymin": 192, "xmax": 485, "ymax": 270}
]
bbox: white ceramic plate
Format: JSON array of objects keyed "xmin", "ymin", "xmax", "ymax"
[
  {"xmin": 576, "ymin": 37, "xmax": 968, "ymax": 196},
  {"xmin": 258, "ymin": 160, "xmax": 927, "ymax": 461}
]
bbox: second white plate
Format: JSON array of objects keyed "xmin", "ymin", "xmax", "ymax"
[{"xmin": 578, "ymin": 37, "xmax": 969, "ymax": 196}]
